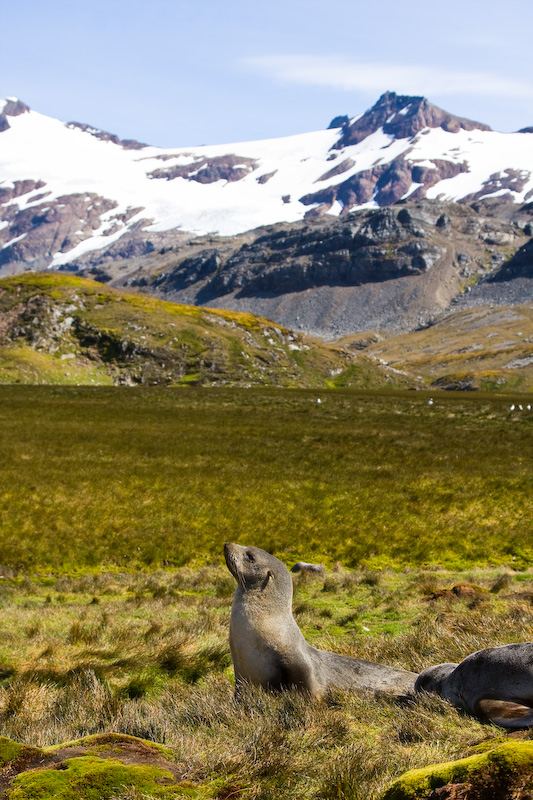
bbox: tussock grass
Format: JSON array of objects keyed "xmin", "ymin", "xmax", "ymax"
[{"xmin": 0, "ymin": 566, "xmax": 531, "ymax": 798}]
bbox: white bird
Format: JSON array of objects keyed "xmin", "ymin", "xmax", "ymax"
[
  {"xmin": 317, "ymin": 398, "xmax": 321, "ymax": 404},
  {"xmin": 509, "ymin": 404, "xmax": 515, "ymax": 411},
  {"xmin": 428, "ymin": 398, "xmax": 434, "ymax": 405}
]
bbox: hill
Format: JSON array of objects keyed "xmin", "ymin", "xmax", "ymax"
[
  {"xmin": 0, "ymin": 273, "xmax": 410, "ymax": 388},
  {"xmin": 361, "ymin": 304, "xmax": 533, "ymax": 392}
]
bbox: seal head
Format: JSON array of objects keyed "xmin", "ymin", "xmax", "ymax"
[
  {"xmin": 414, "ymin": 663, "xmax": 458, "ymax": 695},
  {"xmin": 224, "ymin": 542, "xmax": 292, "ymax": 608}
]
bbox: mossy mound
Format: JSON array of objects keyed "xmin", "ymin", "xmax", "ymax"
[
  {"xmin": 382, "ymin": 741, "xmax": 533, "ymax": 799},
  {"xmin": 0, "ymin": 733, "xmax": 223, "ymax": 799}
]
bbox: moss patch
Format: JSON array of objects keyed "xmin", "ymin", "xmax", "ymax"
[
  {"xmin": 382, "ymin": 741, "xmax": 533, "ymax": 799},
  {"xmin": 0, "ymin": 734, "xmax": 223, "ymax": 800},
  {"xmin": 10, "ymin": 755, "xmax": 175, "ymax": 799},
  {"xmin": 0, "ymin": 736, "xmax": 42, "ymax": 768}
]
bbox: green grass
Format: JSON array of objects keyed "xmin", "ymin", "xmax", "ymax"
[{"xmin": 0, "ymin": 386, "xmax": 532, "ymax": 572}]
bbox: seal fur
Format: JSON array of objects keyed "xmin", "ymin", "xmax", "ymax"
[
  {"xmin": 415, "ymin": 643, "xmax": 533, "ymax": 728},
  {"xmin": 224, "ymin": 542, "xmax": 417, "ymax": 698}
]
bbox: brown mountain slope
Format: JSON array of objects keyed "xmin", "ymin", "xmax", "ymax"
[{"xmin": 360, "ymin": 304, "xmax": 533, "ymax": 391}]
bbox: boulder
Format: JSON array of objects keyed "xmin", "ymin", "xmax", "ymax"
[{"xmin": 381, "ymin": 742, "xmax": 533, "ymax": 800}]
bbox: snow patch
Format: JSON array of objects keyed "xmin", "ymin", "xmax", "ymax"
[{"xmin": 1, "ymin": 232, "xmax": 26, "ymax": 249}]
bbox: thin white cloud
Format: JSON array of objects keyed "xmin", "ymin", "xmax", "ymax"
[{"xmin": 244, "ymin": 55, "xmax": 533, "ymax": 98}]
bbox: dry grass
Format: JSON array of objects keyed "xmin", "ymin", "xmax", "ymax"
[{"xmin": 0, "ymin": 565, "xmax": 531, "ymax": 799}]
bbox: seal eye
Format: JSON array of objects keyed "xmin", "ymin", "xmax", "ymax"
[{"xmin": 245, "ymin": 551, "xmax": 255, "ymax": 563}]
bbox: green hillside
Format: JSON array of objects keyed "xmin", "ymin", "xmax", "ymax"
[{"xmin": 0, "ymin": 273, "xmax": 411, "ymax": 389}]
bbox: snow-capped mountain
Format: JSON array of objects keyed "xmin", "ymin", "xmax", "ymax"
[{"xmin": 1, "ymin": 91, "xmax": 533, "ymax": 274}]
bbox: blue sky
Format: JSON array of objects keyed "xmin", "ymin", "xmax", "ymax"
[{"xmin": 3, "ymin": 0, "xmax": 533, "ymax": 147}]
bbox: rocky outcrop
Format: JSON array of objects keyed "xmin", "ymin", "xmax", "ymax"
[
  {"xmin": 137, "ymin": 200, "xmax": 526, "ymax": 338},
  {"xmin": 463, "ymin": 169, "xmax": 533, "ymax": 204},
  {"xmin": 65, "ymin": 121, "xmax": 148, "ymax": 150},
  {"xmin": 151, "ymin": 202, "xmax": 503, "ymax": 300},
  {"xmin": 316, "ymin": 158, "xmax": 356, "ymax": 183},
  {"xmin": 151, "ymin": 249, "xmax": 223, "ymax": 290},
  {"xmin": 301, "ymin": 157, "xmax": 469, "ymax": 212},
  {"xmin": 335, "ymin": 91, "xmax": 490, "ymax": 149},
  {"xmin": 148, "ymin": 154, "xmax": 258, "ymax": 183},
  {"xmin": 0, "ymin": 98, "xmax": 30, "ymax": 133},
  {"xmin": 488, "ymin": 236, "xmax": 533, "ymax": 281},
  {"xmin": 0, "ymin": 193, "xmax": 122, "ymax": 270},
  {"xmin": 0, "ymin": 179, "xmax": 47, "ymax": 205}
]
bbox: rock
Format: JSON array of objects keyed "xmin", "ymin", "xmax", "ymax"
[
  {"xmin": 327, "ymin": 114, "xmax": 350, "ymax": 130},
  {"xmin": 423, "ymin": 583, "xmax": 488, "ymax": 602},
  {"xmin": 490, "ymin": 237, "xmax": 533, "ymax": 281},
  {"xmin": 430, "ymin": 375, "xmax": 476, "ymax": 391},
  {"xmin": 0, "ymin": 193, "xmax": 120, "ymax": 270},
  {"xmin": 335, "ymin": 91, "xmax": 490, "ymax": 149},
  {"xmin": 65, "ymin": 121, "xmax": 148, "ymax": 150},
  {"xmin": 300, "ymin": 157, "xmax": 468, "ymax": 212},
  {"xmin": 291, "ymin": 561, "xmax": 326, "ymax": 574},
  {"xmin": 148, "ymin": 154, "xmax": 258, "ymax": 183},
  {"xmin": 152, "ymin": 250, "xmax": 222, "ymax": 289},
  {"xmin": 381, "ymin": 741, "xmax": 533, "ymax": 800},
  {"xmin": 436, "ymin": 214, "xmax": 451, "ymax": 232},
  {"xmin": 0, "ymin": 99, "xmax": 30, "ymax": 133}
]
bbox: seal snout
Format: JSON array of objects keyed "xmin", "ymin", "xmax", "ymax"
[{"xmin": 224, "ymin": 542, "xmax": 241, "ymax": 581}]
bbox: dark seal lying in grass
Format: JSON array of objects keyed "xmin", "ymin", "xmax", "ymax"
[
  {"xmin": 415, "ymin": 643, "xmax": 533, "ymax": 728},
  {"xmin": 224, "ymin": 542, "xmax": 417, "ymax": 699}
]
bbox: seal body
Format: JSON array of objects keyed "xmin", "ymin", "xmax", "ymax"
[
  {"xmin": 416, "ymin": 643, "xmax": 533, "ymax": 728},
  {"xmin": 224, "ymin": 542, "xmax": 417, "ymax": 698}
]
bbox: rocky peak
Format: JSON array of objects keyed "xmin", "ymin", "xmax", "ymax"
[
  {"xmin": 335, "ymin": 91, "xmax": 491, "ymax": 148},
  {"xmin": 0, "ymin": 97, "xmax": 30, "ymax": 133}
]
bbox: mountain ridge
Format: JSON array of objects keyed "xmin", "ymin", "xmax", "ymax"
[
  {"xmin": 1, "ymin": 92, "xmax": 533, "ymax": 347},
  {"xmin": 1, "ymin": 91, "xmax": 533, "ymax": 279}
]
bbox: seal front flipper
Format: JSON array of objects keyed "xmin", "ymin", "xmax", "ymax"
[{"xmin": 477, "ymin": 699, "xmax": 533, "ymax": 729}]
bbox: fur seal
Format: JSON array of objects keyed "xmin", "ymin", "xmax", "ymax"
[
  {"xmin": 224, "ymin": 542, "xmax": 417, "ymax": 698},
  {"xmin": 415, "ymin": 643, "xmax": 533, "ymax": 728}
]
